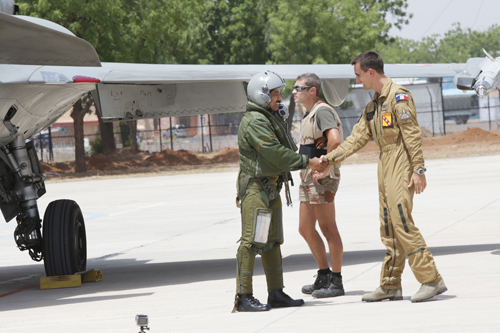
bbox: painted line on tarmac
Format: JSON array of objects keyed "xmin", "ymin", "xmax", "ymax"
[
  {"xmin": 429, "ymin": 195, "xmax": 500, "ymax": 238},
  {"xmin": 88, "ymin": 217, "xmax": 238, "ymax": 263},
  {"xmin": 108, "ymin": 203, "xmax": 167, "ymax": 217},
  {"xmin": 82, "ymin": 203, "xmax": 167, "ymax": 223},
  {"xmin": 0, "ymin": 284, "xmax": 37, "ymax": 298}
]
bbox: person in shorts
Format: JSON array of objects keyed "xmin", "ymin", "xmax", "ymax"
[{"xmin": 294, "ymin": 73, "xmax": 345, "ymax": 298}]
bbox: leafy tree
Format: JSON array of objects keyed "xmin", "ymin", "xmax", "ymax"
[
  {"xmin": 123, "ymin": 0, "xmax": 210, "ymax": 64},
  {"xmin": 377, "ymin": 23, "xmax": 500, "ymax": 64},
  {"xmin": 267, "ymin": 0, "xmax": 411, "ymax": 65},
  {"xmin": 201, "ymin": 0, "xmax": 276, "ymax": 64}
]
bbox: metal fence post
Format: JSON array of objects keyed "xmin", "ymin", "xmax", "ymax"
[
  {"xmin": 48, "ymin": 126, "xmax": 54, "ymax": 161},
  {"xmin": 200, "ymin": 115, "xmax": 205, "ymax": 152},
  {"xmin": 208, "ymin": 115, "xmax": 213, "ymax": 152},
  {"xmin": 440, "ymin": 78, "xmax": 446, "ymax": 136},
  {"xmin": 159, "ymin": 118, "xmax": 163, "ymax": 152},
  {"xmin": 488, "ymin": 95, "xmax": 491, "ymax": 131},
  {"xmin": 39, "ymin": 132, "xmax": 44, "ymax": 162},
  {"xmin": 169, "ymin": 118, "xmax": 173, "ymax": 150},
  {"xmin": 426, "ymin": 86, "xmax": 435, "ymax": 136}
]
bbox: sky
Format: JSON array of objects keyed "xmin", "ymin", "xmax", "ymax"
[{"xmin": 388, "ymin": 0, "xmax": 499, "ymax": 41}]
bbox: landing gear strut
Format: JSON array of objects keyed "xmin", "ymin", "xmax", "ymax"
[{"xmin": 0, "ymin": 132, "xmax": 87, "ymax": 276}]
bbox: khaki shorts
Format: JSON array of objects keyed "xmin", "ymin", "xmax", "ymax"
[{"xmin": 299, "ymin": 177, "xmax": 339, "ymax": 204}]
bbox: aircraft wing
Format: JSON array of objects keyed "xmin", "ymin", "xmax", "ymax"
[
  {"xmin": 16, "ymin": 61, "xmax": 465, "ymax": 125},
  {"xmin": 0, "ymin": 11, "xmax": 100, "ymax": 67}
]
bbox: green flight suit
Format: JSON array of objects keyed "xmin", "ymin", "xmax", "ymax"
[
  {"xmin": 325, "ymin": 78, "xmax": 442, "ymax": 289},
  {"xmin": 236, "ymin": 102, "xmax": 308, "ymax": 295}
]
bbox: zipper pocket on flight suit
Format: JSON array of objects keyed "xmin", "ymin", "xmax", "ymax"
[{"xmin": 397, "ymin": 204, "xmax": 410, "ymax": 233}]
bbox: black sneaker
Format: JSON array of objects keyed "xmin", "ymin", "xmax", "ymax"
[
  {"xmin": 268, "ymin": 289, "xmax": 305, "ymax": 308},
  {"xmin": 312, "ymin": 275, "xmax": 345, "ymax": 298},
  {"xmin": 237, "ymin": 294, "xmax": 271, "ymax": 312},
  {"xmin": 301, "ymin": 272, "xmax": 330, "ymax": 294}
]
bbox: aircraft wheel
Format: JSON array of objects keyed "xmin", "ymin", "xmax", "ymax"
[{"xmin": 43, "ymin": 200, "xmax": 87, "ymax": 276}]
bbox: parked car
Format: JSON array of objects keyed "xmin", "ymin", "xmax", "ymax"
[
  {"xmin": 442, "ymin": 78, "xmax": 479, "ymax": 124},
  {"xmin": 163, "ymin": 124, "xmax": 187, "ymax": 139}
]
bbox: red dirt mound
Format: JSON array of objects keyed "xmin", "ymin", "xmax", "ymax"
[
  {"xmin": 424, "ymin": 127, "xmax": 500, "ymax": 146},
  {"xmin": 86, "ymin": 154, "xmax": 127, "ymax": 171},
  {"xmin": 109, "ymin": 147, "xmax": 149, "ymax": 162},
  {"xmin": 209, "ymin": 148, "xmax": 239, "ymax": 164},
  {"xmin": 40, "ymin": 161, "xmax": 74, "ymax": 173},
  {"xmin": 142, "ymin": 149, "xmax": 209, "ymax": 167}
]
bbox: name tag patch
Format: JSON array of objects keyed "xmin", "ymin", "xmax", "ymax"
[
  {"xmin": 396, "ymin": 93, "xmax": 409, "ymax": 102},
  {"xmin": 400, "ymin": 108, "xmax": 411, "ymax": 121},
  {"xmin": 382, "ymin": 112, "xmax": 393, "ymax": 127},
  {"xmin": 382, "ymin": 103, "xmax": 388, "ymax": 111}
]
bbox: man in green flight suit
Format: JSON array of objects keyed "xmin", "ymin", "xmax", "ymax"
[{"xmin": 234, "ymin": 71, "xmax": 327, "ymax": 312}]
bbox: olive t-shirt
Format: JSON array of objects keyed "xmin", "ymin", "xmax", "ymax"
[{"xmin": 314, "ymin": 107, "xmax": 338, "ymax": 135}]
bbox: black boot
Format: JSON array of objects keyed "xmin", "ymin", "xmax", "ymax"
[
  {"xmin": 311, "ymin": 275, "xmax": 345, "ymax": 298},
  {"xmin": 237, "ymin": 294, "xmax": 271, "ymax": 312},
  {"xmin": 268, "ymin": 289, "xmax": 305, "ymax": 308}
]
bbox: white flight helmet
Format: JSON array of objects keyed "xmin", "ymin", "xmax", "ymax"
[{"xmin": 247, "ymin": 71, "xmax": 286, "ymax": 108}]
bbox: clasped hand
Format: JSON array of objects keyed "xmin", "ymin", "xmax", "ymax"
[{"xmin": 307, "ymin": 156, "xmax": 328, "ymax": 173}]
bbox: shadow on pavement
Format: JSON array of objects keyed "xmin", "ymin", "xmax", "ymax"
[{"xmin": 0, "ymin": 243, "xmax": 497, "ymax": 311}]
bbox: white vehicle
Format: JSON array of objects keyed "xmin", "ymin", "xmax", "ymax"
[{"xmin": 163, "ymin": 124, "xmax": 188, "ymax": 139}]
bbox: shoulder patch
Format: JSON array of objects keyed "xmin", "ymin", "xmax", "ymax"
[
  {"xmin": 400, "ymin": 108, "xmax": 411, "ymax": 121},
  {"xmin": 395, "ymin": 93, "xmax": 409, "ymax": 102}
]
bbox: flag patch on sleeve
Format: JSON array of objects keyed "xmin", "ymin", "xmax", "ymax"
[
  {"xmin": 400, "ymin": 108, "xmax": 411, "ymax": 121},
  {"xmin": 396, "ymin": 93, "xmax": 409, "ymax": 102}
]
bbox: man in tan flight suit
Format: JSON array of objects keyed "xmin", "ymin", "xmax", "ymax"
[
  {"xmin": 293, "ymin": 73, "xmax": 345, "ymax": 298},
  {"xmin": 320, "ymin": 51, "xmax": 447, "ymax": 303}
]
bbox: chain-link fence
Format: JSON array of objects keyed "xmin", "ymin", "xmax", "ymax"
[{"xmin": 32, "ymin": 80, "xmax": 500, "ymax": 163}]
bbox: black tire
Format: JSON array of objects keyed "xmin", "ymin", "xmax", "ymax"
[{"xmin": 43, "ymin": 200, "xmax": 87, "ymax": 276}]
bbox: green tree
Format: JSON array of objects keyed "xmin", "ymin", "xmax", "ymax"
[
  {"xmin": 18, "ymin": 0, "xmax": 131, "ymax": 62},
  {"xmin": 267, "ymin": 0, "xmax": 411, "ymax": 65},
  {"xmin": 201, "ymin": 0, "xmax": 276, "ymax": 64},
  {"xmin": 123, "ymin": 0, "xmax": 210, "ymax": 64},
  {"xmin": 377, "ymin": 23, "xmax": 500, "ymax": 64}
]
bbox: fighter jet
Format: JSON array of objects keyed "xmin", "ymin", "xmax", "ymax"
[
  {"xmin": 0, "ymin": 0, "xmax": 493, "ymax": 277},
  {"xmin": 454, "ymin": 49, "xmax": 500, "ymax": 97}
]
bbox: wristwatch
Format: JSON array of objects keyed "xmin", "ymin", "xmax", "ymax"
[{"xmin": 414, "ymin": 168, "xmax": 426, "ymax": 175}]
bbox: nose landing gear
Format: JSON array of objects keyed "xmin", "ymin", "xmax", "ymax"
[{"xmin": 0, "ymin": 133, "xmax": 87, "ymax": 277}]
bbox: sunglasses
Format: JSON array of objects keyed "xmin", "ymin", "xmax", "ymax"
[{"xmin": 293, "ymin": 85, "xmax": 312, "ymax": 92}]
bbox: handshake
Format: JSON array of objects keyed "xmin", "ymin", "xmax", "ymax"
[{"xmin": 307, "ymin": 155, "xmax": 329, "ymax": 172}]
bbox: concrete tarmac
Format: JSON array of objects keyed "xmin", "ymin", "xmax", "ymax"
[{"xmin": 1, "ymin": 154, "xmax": 499, "ymax": 332}]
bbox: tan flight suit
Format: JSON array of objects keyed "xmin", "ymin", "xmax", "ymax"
[{"xmin": 325, "ymin": 78, "xmax": 442, "ymax": 289}]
